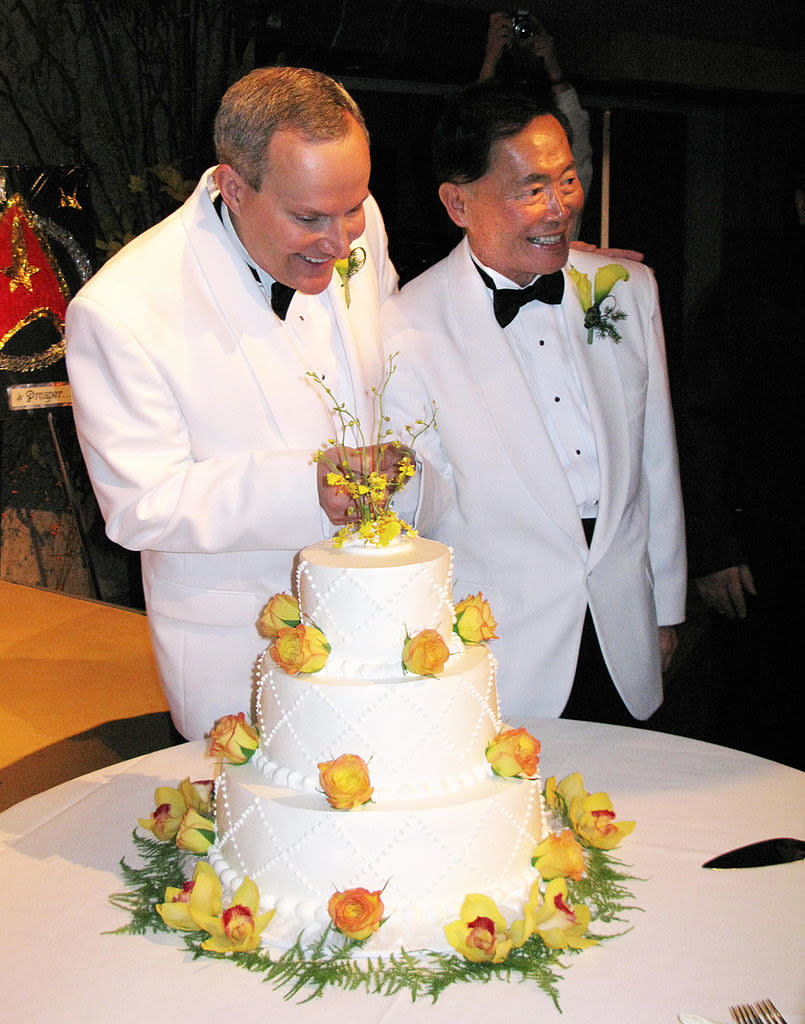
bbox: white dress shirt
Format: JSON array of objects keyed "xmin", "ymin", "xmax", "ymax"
[{"xmin": 472, "ymin": 252, "xmax": 600, "ymax": 518}]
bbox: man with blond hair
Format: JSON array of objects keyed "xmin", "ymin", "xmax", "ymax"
[{"xmin": 66, "ymin": 67, "xmax": 399, "ymax": 738}]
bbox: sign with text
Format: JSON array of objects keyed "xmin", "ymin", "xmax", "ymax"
[{"xmin": 6, "ymin": 380, "xmax": 72, "ymax": 411}]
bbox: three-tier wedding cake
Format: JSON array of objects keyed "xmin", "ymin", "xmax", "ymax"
[{"xmin": 208, "ymin": 533, "xmax": 545, "ymax": 953}]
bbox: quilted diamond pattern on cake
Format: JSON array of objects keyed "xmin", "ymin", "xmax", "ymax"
[
  {"xmin": 213, "ymin": 536, "xmax": 544, "ymax": 955},
  {"xmin": 216, "ymin": 775, "xmax": 540, "ymax": 941},
  {"xmin": 299, "ymin": 560, "xmax": 452, "ymax": 656},
  {"xmin": 259, "ymin": 653, "xmax": 500, "ymax": 795}
]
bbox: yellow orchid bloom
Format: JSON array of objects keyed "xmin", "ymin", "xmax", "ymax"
[
  {"xmin": 508, "ymin": 898, "xmax": 537, "ymax": 949},
  {"xmin": 544, "ymin": 771, "xmax": 586, "ymax": 816},
  {"xmin": 375, "ymin": 512, "xmax": 403, "ymax": 546},
  {"xmin": 156, "ymin": 861, "xmax": 221, "ymax": 932},
  {"xmin": 178, "ymin": 777, "xmax": 214, "ymax": 816},
  {"xmin": 334, "ymin": 245, "xmax": 366, "ymax": 307},
  {"xmin": 593, "ymin": 263, "xmax": 630, "ymax": 305},
  {"xmin": 532, "ymin": 878, "xmax": 597, "ymax": 951},
  {"xmin": 546, "ymin": 771, "xmax": 635, "ymax": 849},
  {"xmin": 138, "ymin": 785, "xmax": 187, "ymax": 842},
  {"xmin": 189, "ymin": 872, "xmax": 276, "ymax": 953},
  {"xmin": 569, "ymin": 791, "xmax": 636, "ymax": 850},
  {"xmin": 444, "ymin": 894, "xmax": 514, "ymax": 963}
]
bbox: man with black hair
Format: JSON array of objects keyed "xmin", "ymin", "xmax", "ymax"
[{"xmin": 384, "ymin": 83, "xmax": 686, "ymax": 724}]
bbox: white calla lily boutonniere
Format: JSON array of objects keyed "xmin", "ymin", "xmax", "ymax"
[
  {"xmin": 568, "ymin": 263, "xmax": 630, "ymax": 344},
  {"xmin": 334, "ymin": 246, "xmax": 366, "ymax": 308}
]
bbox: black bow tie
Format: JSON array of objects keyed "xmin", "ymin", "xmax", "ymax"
[
  {"xmin": 475, "ymin": 263, "xmax": 564, "ymax": 327},
  {"xmin": 270, "ymin": 280, "xmax": 296, "ymax": 320}
]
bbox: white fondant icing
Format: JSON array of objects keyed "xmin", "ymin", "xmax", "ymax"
[
  {"xmin": 295, "ymin": 536, "xmax": 455, "ymax": 669},
  {"xmin": 212, "ymin": 762, "xmax": 544, "ymax": 954},
  {"xmin": 257, "ymin": 644, "xmax": 501, "ymax": 799},
  {"xmin": 213, "ymin": 534, "xmax": 545, "ymax": 954}
]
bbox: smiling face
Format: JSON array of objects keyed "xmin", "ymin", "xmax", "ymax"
[
  {"xmin": 439, "ymin": 114, "xmax": 583, "ymax": 286},
  {"xmin": 215, "ymin": 116, "xmax": 370, "ymax": 294}
]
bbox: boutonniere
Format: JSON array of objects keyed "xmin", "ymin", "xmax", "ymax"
[
  {"xmin": 334, "ymin": 246, "xmax": 366, "ymax": 308},
  {"xmin": 568, "ymin": 263, "xmax": 629, "ymax": 344}
]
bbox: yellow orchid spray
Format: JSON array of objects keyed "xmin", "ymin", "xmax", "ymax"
[
  {"xmin": 310, "ymin": 354, "xmax": 436, "ymax": 547},
  {"xmin": 568, "ymin": 263, "xmax": 630, "ymax": 344}
]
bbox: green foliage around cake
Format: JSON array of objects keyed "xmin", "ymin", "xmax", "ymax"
[{"xmin": 108, "ymin": 823, "xmax": 640, "ymax": 1007}]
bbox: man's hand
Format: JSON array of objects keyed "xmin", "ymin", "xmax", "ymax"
[
  {"xmin": 570, "ymin": 240, "xmax": 645, "ymax": 263},
  {"xmin": 316, "ymin": 444, "xmax": 415, "ymax": 526},
  {"xmin": 694, "ymin": 564, "xmax": 756, "ymax": 619},
  {"xmin": 658, "ymin": 625, "xmax": 678, "ymax": 673}
]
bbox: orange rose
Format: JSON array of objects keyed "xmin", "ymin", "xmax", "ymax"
[
  {"xmin": 531, "ymin": 829, "xmax": 586, "ymax": 881},
  {"xmin": 269, "ymin": 623, "xmax": 330, "ymax": 675},
  {"xmin": 318, "ymin": 753, "xmax": 373, "ymax": 810},
  {"xmin": 175, "ymin": 807, "xmax": 215, "ymax": 854},
  {"xmin": 208, "ymin": 712, "xmax": 259, "ymax": 765},
  {"xmin": 256, "ymin": 592, "xmax": 301, "ymax": 638},
  {"xmin": 401, "ymin": 628, "xmax": 449, "ymax": 677},
  {"xmin": 453, "ymin": 593, "xmax": 498, "ymax": 644},
  {"xmin": 327, "ymin": 887, "xmax": 384, "ymax": 941},
  {"xmin": 485, "ymin": 727, "xmax": 541, "ymax": 778}
]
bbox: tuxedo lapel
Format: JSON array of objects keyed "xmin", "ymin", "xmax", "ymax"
[
  {"xmin": 562, "ymin": 260, "xmax": 630, "ymax": 560},
  {"xmin": 180, "ymin": 172, "xmax": 338, "ymax": 448},
  {"xmin": 446, "ymin": 242, "xmax": 581, "ymax": 541},
  {"xmin": 328, "ymin": 253, "xmax": 384, "ymax": 430}
]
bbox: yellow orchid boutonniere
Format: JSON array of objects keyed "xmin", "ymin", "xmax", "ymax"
[
  {"xmin": 334, "ymin": 246, "xmax": 366, "ymax": 307},
  {"xmin": 568, "ymin": 263, "xmax": 629, "ymax": 344}
]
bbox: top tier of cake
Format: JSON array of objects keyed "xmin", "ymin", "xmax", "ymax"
[{"xmin": 295, "ymin": 534, "xmax": 457, "ymax": 677}]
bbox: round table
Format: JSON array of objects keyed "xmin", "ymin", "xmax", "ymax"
[{"xmin": 1, "ymin": 719, "xmax": 802, "ymax": 1023}]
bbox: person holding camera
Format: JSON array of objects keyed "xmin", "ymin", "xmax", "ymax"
[{"xmin": 479, "ymin": 10, "xmax": 592, "ymax": 201}]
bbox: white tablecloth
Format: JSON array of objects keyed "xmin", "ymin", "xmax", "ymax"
[{"xmin": 1, "ymin": 719, "xmax": 803, "ymax": 1023}]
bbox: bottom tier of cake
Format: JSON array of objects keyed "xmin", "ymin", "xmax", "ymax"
[{"xmin": 210, "ymin": 761, "xmax": 546, "ymax": 954}]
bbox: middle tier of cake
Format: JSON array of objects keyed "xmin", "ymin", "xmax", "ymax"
[{"xmin": 254, "ymin": 643, "xmax": 500, "ymax": 800}]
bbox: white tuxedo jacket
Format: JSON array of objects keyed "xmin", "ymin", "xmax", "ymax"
[
  {"xmin": 65, "ymin": 170, "xmax": 398, "ymax": 738},
  {"xmin": 383, "ymin": 239, "xmax": 686, "ymax": 719}
]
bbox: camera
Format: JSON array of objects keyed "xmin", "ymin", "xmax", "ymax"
[{"xmin": 511, "ymin": 9, "xmax": 539, "ymax": 41}]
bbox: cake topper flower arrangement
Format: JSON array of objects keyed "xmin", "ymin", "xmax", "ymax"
[{"xmin": 310, "ymin": 354, "xmax": 436, "ymax": 548}]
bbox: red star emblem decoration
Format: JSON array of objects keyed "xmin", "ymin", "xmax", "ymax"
[{"xmin": 0, "ymin": 193, "xmax": 70, "ymax": 349}]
